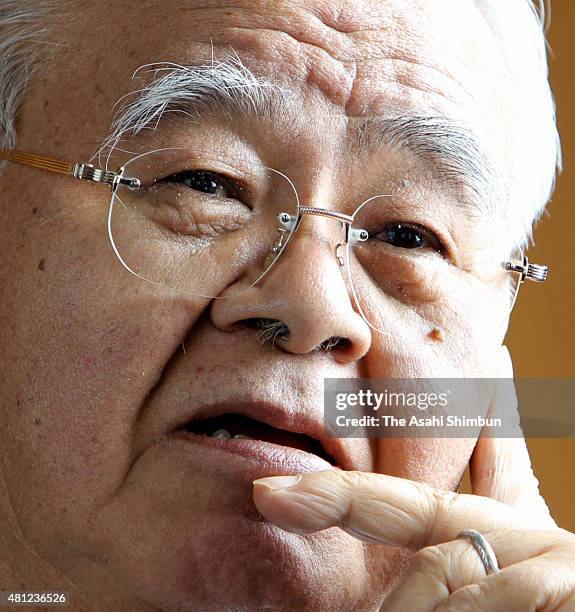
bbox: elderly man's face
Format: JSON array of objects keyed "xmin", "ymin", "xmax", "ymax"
[{"xmin": 0, "ymin": 1, "xmax": 519, "ymax": 610}]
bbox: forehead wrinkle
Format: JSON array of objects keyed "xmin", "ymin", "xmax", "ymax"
[
  {"xmin": 217, "ymin": 1, "xmax": 482, "ymax": 99},
  {"xmin": 224, "ymin": 27, "xmax": 357, "ymax": 111},
  {"xmin": 93, "ymin": 2, "xmax": 486, "ymax": 156}
]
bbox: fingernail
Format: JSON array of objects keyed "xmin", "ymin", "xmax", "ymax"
[{"xmin": 253, "ymin": 475, "xmax": 302, "ymax": 490}]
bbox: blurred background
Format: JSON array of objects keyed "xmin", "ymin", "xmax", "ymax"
[{"xmin": 463, "ymin": 2, "xmax": 575, "ymax": 530}]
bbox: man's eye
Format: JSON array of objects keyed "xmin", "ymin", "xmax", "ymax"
[
  {"xmin": 161, "ymin": 170, "xmax": 239, "ymax": 199},
  {"xmin": 373, "ymin": 223, "xmax": 442, "ymax": 251}
]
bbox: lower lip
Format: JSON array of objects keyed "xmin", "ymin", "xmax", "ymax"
[{"xmin": 171, "ymin": 429, "xmax": 337, "ymax": 473}]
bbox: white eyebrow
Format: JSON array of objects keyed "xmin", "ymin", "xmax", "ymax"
[
  {"xmin": 356, "ymin": 116, "xmax": 502, "ymax": 216},
  {"xmin": 93, "ymin": 52, "xmax": 281, "ymax": 165}
]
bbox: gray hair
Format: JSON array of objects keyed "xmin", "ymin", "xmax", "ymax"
[
  {"xmin": 93, "ymin": 53, "xmax": 278, "ymax": 166},
  {"xmin": 481, "ymin": 0, "xmax": 562, "ymax": 247},
  {"xmin": 0, "ymin": 1, "xmax": 58, "ymax": 150},
  {"xmin": 0, "ymin": 1, "xmax": 561, "ymax": 247}
]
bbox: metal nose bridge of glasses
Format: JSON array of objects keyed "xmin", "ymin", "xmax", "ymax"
[
  {"xmin": 0, "ymin": 148, "xmax": 549, "ymax": 284},
  {"xmin": 271, "ymin": 207, "xmax": 368, "ymax": 269}
]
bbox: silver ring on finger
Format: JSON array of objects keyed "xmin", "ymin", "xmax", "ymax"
[{"xmin": 456, "ymin": 529, "xmax": 500, "ymax": 575}]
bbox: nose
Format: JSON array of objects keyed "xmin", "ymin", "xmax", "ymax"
[{"xmin": 210, "ymin": 216, "xmax": 372, "ymax": 362}]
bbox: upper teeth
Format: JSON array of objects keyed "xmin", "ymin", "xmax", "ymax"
[
  {"xmin": 211, "ymin": 429, "xmax": 231, "ymax": 439},
  {"xmin": 210, "ymin": 429, "xmax": 253, "ymax": 440}
]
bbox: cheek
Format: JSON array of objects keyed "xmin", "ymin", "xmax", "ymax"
[
  {"xmin": 358, "ymin": 284, "xmax": 503, "ymax": 483},
  {"xmin": 0, "ymin": 183, "xmax": 209, "ymax": 559},
  {"xmin": 363, "ymin": 320, "xmax": 501, "ymax": 379},
  {"xmin": 377, "ymin": 438, "xmax": 474, "ymax": 490},
  {"xmin": 354, "ymin": 262, "xmax": 508, "ymax": 377}
]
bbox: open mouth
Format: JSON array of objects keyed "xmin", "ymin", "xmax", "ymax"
[{"xmin": 182, "ymin": 413, "xmax": 336, "ymax": 466}]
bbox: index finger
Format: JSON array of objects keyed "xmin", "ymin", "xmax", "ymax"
[{"xmin": 252, "ymin": 470, "xmax": 534, "ymax": 551}]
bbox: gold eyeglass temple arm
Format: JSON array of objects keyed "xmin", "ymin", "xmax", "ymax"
[{"xmin": 0, "ymin": 148, "xmax": 140, "ymax": 190}]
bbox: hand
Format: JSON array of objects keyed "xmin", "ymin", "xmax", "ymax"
[{"xmin": 252, "ymin": 348, "xmax": 575, "ymax": 611}]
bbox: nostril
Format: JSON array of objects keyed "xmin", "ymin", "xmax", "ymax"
[
  {"xmin": 317, "ymin": 336, "xmax": 349, "ymax": 352},
  {"xmin": 245, "ymin": 318, "xmax": 290, "ymax": 347},
  {"xmin": 244, "ymin": 319, "xmax": 349, "ymax": 353}
]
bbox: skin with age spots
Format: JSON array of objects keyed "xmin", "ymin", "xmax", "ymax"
[
  {"xmin": 0, "ymin": 1, "xmax": 543, "ymax": 611},
  {"xmin": 429, "ymin": 328, "xmax": 445, "ymax": 342}
]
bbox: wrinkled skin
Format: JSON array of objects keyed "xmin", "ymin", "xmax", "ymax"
[{"xmin": 0, "ymin": 1, "xmax": 528, "ymax": 610}]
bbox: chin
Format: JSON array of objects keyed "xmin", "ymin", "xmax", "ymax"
[{"xmin": 97, "ymin": 511, "xmax": 394, "ymax": 612}]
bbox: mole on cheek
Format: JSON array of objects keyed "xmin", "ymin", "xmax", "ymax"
[
  {"xmin": 38, "ymin": 258, "xmax": 45, "ymax": 271},
  {"xmin": 429, "ymin": 328, "xmax": 444, "ymax": 342}
]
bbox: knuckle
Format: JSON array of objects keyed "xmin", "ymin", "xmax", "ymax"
[
  {"xmin": 536, "ymin": 556, "xmax": 575, "ymax": 609},
  {"xmin": 415, "ymin": 487, "xmax": 458, "ymax": 549},
  {"xmin": 498, "ymin": 558, "xmax": 569, "ymax": 610},
  {"xmin": 411, "ymin": 545, "xmax": 450, "ymax": 577},
  {"xmin": 431, "ymin": 488, "xmax": 459, "ymax": 516},
  {"xmin": 446, "ymin": 583, "xmax": 484, "ymax": 608}
]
